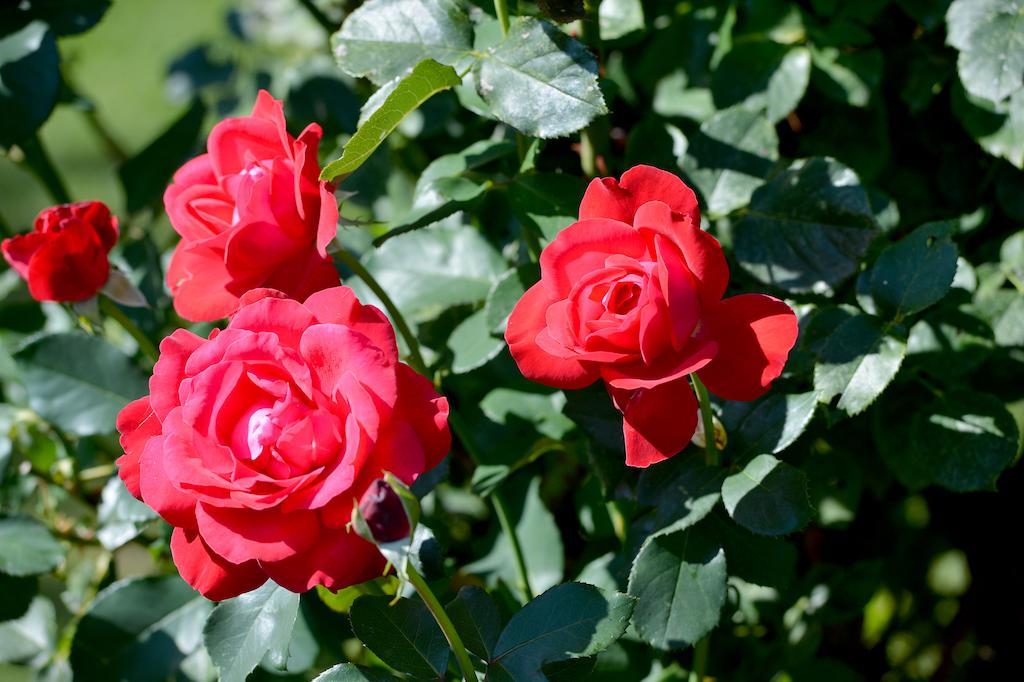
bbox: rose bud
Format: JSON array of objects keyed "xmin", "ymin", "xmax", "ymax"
[
  {"xmin": 355, "ymin": 477, "xmax": 418, "ymax": 544},
  {"xmin": 2, "ymin": 201, "xmax": 118, "ymax": 302}
]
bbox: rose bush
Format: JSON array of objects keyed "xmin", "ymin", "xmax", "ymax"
[
  {"xmin": 163, "ymin": 90, "xmax": 340, "ymax": 321},
  {"xmin": 115, "ymin": 286, "xmax": 449, "ymax": 599},
  {"xmin": 507, "ymin": 166, "xmax": 798, "ymax": 467},
  {"xmin": 1, "ymin": 201, "xmax": 117, "ymax": 302}
]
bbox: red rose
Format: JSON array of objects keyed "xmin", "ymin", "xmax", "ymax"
[
  {"xmin": 164, "ymin": 90, "xmax": 340, "ymax": 322},
  {"xmin": 115, "ymin": 286, "xmax": 450, "ymax": 600},
  {"xmin": 505, "ymin": 165, "xmax": 798, "ymax": 468},
  {"xmin": 1, "ymin": 201, "xmax": 118, "ymax": 302}
]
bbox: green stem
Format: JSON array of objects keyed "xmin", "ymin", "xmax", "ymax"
[
  {"xmin": 82, "ymin": 107, "xmax": 128, "ymax": 163},
  {"xmin": 448, "ymin": 411, "xmax": 534, "ymax": 602},
  {"xmin": 99, "ymin": 296, "xmax": 159, "ymax": 363},
  {"xmin": 405, "ymin": 561, "xmax": 477, "ymax": 682},
  {"xmin": 494, "ymin": 0, "xmax": 511, "ymax": 35},
  {"xmin": 334, "ymin": 247, "xmax": 427, "ymax": 375},
  {"xmin": 690, "ymin": 374, "xmax": 718, "ymax": 466},
  {"xmin": 19, "ymin": 134, "xmax": 71, "ymax": 204},
  {"xmin": 689, "ymin": 635, "xmax": 710, "ymax": 682},
  {"xmin": 492, "ymin": 491, "xmax": 534, "ymax": 601},
  {"xmin": 295, "ymin": 0, "xmax": 335, "ymax": 32}
]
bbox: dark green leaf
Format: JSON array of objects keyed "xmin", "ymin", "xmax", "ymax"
[
  {"xmin": 683, "ymin": 105, "xmax": 779, "ymax": 216},
  {"xmin": 2, "ymin": 0, "xmax": 110, "ymax": 36},
  {"xmin": 119, "ymin": 99, "xmax": 205, "ymax": 213},
  {"xmin": 734, "ymin": 157, "xmax": 878, "ymax": 294},
  {"xmin": 0, "ymin": 574, "xmax": 35, "ymax": 621},
  {"xmin": 321, "ymin": 59, "xmax": 462, "ymax": 180},
  {"xmin": 204, "ymin": 581, "xmax": 301, "ymax": 682},
  {"xmin": 348, "ymin": 595, "xmax": 449, "ymax": 679},
  {"xmin": 0, "ymin": 517, "xmax": 64, "ymax": 576},
  {"xmin": 489, "ymin": 583, "xmax": 634, "ymax": 680},
  {"xmin": 331, "ymin": 0, "xmax": 472, "ymax": 86},
  {"xmin": 14, "ymin": 332, "xmax": 148, "ymax": 436},
  {"xmin": 809, "ymin": 44, "xmax": 882, "ymax": 107},
  {"xmin": 813, "ymin": 313, "xmax": 907, "ymax": 415},
  {"xmin": 484, "ymin": 265, "xmax": 540, "ymax": 334},
  {"xmin": 870, "ymin": 222, "xmax": 959, "ymax": 319},
  {"xmin": 627, "ymin": 522, "xmax": 727, "ymax": 650},
  {"xmin": 946, "ymin": 0, "xmax": 1024, "ymax": 103},
  {"xmin": 714, "ymin": 513, "xmax": 798, "ymax": 589},
  {"xmin": 508, "ymin": 173, "xmax": 586, "ymax": 241},
  {"xmin": 71, "ymin": 576, "xmax": 211, "ymax": 681},
  {"xmin": 474, "ymin": 17, "xmax": 606, "ymax": 138},
  {"xmin": 636, "ymin": 456, "xmax": 725, "ymax": 534},
  {"xmin": 711, "ymin": 43, "xmax": 811, "ymax": 122},
  {"xmin": 721, "ymin": 454, "xmax": 813, "ymax": 536},
  {"xmin": 0, "ymin": 21, "xmax": 58, "ymax": 146},
  {"xmin": 447, "ymin": 586, "xmax": 501, "ymax": 660},
  {"xmin": 722, "ymin": 392, "xmax": 818, "ymax": 463},
  {"xmin": 953, "ymin": 85, "xmax": 1024, "ymax": 169}
]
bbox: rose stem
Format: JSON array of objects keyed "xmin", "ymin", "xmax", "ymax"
[
  {"xmin": 99, "ymin": 295, "xmax": 159, "ymax": 363},
  {"xmin": 19, "ymin": 133, "xmax": 71, "ymax": 204},
  {"xmin": 447, "ymin": 411, "xmax": 535, "ymax": 602},
  {"xmin": 405, "ymin": 561, "xmax": 478, "ymax": 682},
  {"xmin": 689, "ymin": 373, "xmax": 717, "ymax": 681},
  {"xmin": 334, "ymin": 247, "xmax": 428, "ymax": 376},
  {"xmin": 494, "ymin": 0, "xmax": 511, "ymax": 35}
]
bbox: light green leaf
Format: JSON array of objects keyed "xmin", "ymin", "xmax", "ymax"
[
  {"xmin": 722, "ymin": 392, "xmax": 818, "ymax": 463},
  {"xmin": 813, "ymin": 313, "xmax": 907, "ymax": 415},
  {"xmin": 870, "ymin": 221, "xmax": 959, "ymax": 319},
  {"xmin": 489, "ymin": 583, "xmax": 634, "ymax": 680},
  {"xmin": 721, "ymin": 454, "xmax": 813, "ymax": 536},
  {"xmin": 480, "ymin": 388, "xmax": 573, "ymax": 441},
  {"xmin": 14, "ymin": 332, "xmax": 148, "ymax": 437},
  {"xmin": 683, "ymin": 104, "xmax": 779, "ymax": 216},
  {"xmin": 348, "ymin": 596, "xmax": 449, "ymax": 679},
  {"xmin": 474, "ymin": 17, "xmax": 606, "ymax": 138},
  {"xmin": 953, "ymin": 85, "xmax": 1024, "ymax": 169},
  {"xmin": 0, "ymin": 517, "xmax": 64, "ymax": 577},
  {"xmin": 321, "ymin": 59, "xmax": 462, "ymax": 180},
  {"xmin": 809, "ymin": 44, "xmax": 882, "ymax": 107},
  {"xmin": 483, "ymin": 265, "xmax": 540, "ymax": 333},
  {"xmin": 0, "ymin": 597, "xmax": 55, "ymax": 666},
  {"xmin": 627, "ymin": 522, "xmax": 727, "ymax": 650},
  {"xmin": 734, "ymin": 157, "xmax": 879, "ymax": 295},
  {"xmin": 95, "ymin": 476, "xmax": 157, "ymax": 551},
  {"xmin": 946, "ymin": 0, "xmax": 1024, "ymax": 103},
  {"xmin": 712, "ymin": 43, "xmax": 811, "ymax": 123},
  {"xmin": 599, "ymin": 0, "xmax": 645, "ymax": 41},
  {"xmin": 331, "ymin": 0, "xmax": 472, "ymax": 86},
  {"xmin": 313, "ymin": 663, "xmax": 393, "ymax": 681},
  {"xmin": 448, "ymin": 309, "xmax": 505, "ymax": 374},
  {"xmin": 204, "ymin": 582, "xmax": 301, "ymax": 682}
]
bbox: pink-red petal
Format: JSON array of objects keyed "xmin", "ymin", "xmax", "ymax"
[
  {"xmin": 170, "ymin": 527, "xmax": 267, "ymax": 601},
  {"xmin": 609, "ymin": 378, "xmax": 698, "ymax": 468},
  {"xmin": 579, "ymin": 165, "xmax": 700, "ymax": 227}
]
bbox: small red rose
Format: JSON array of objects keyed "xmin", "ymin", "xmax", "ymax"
[
  {"xmin": 116, "ymin": 286, "xmax": 450, "ymax": 600},
  {"xmin": 1, "ymin": 201, "xmax": 118, "ymax": 302},
  {"xmin": 164, "ymin": 90, "xmax": 340, "ymax": 322},
  {"xmin": 505, "ymin": 165, "xmax": 798, "ymax": 468}
]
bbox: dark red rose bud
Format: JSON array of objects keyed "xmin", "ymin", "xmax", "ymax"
[
  {"xmin": 1, "ymin": 201, "xmax": 119, "ymax": 302},
  {"xmin": 358, "ymin": 479, "xmax": 412, "ymax": 543}
]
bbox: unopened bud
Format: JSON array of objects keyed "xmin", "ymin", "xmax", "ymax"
[{"xmin": 355, "ymin": 477, "xmax": 416, "ymax": 544}]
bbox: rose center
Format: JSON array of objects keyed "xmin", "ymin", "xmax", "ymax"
[
  {"xmin": 245, "ymin": 407, "xmax": 281, "ymax": 460},
  {"xmin": 603, "ymin": 280, "xmax": 642, "ymax": 315}
]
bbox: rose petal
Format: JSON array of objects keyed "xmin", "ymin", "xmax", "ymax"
[
  {"xmin": 601, "ymin": 337, "xmax": 717, "ymax": 390},
  {"xmin": 540, "ymin": 219, "xmax": 648, "ymax": 297},
  {"xmin": 609, "ymin": 378, "xmax": 698, "ymax": 468},
  {"xmin": 171, "ymin": 527, "xmax": 266, "ymax": 601},
  {"xmin": 195, "ymin": 502, "xmax": 320, "ymax": 564},
  {"xmin": 115, "ymin": 397, "xmax": 159, "ymax": 499},
  {"xmin": 579, "ymin": 165, "xmax": 700, "ymax": 226},
  {"xmin": 139, "ymin": 436, "xmax": 197, "ymax": 527},
  {"xmin": 259, "ymin": 525, "xmax": 384, "ymax": 593}
]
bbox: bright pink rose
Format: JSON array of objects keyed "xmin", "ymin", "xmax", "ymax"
[
  {"xmin": 164, "ymin": 90, "xmax": 340, "ymax": 322},
  {"xmin": 505, "ymin": 165, "xmax": 798, "ymax": 468},
  {"xmin": 2, "ymin": 201, "xmax": 118, "ymax": 302},
  {"xmin": 116, "ymin": 286, "xmax": 450, "ymax": 600}
]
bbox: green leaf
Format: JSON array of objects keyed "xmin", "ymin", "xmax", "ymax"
[
  {"xmin": 480, "ymin": 388, "xmax": 574, "ymax": 441},
  {"xmin": 0, "ymin": 596, "xmax": 55, "ymax": 665},
  {"xmin": 0, "ymin": 21, "xmax": 59, "ymax": 147},
  {"xmin": 483, "ymin": 265, "xmax": 540, "ymax": 334},
  {"xmin": 809, "ymin": 44, "xmax": 882, "ymax": 108},
  {"xmin": 722, "ymin": 391, "xmax": 818, "ymax": 463},
  {"xmin": 331, "ymin": 0, "xmax": 472, "ymax": 86},
  {"xmin": 814, "ymin": 313, "xmax": 907, "ymax": 415},
  {"xmin": 14, "ymin": 332, "xmax": 148, "ymax": 437},
  {"xmin": 711, "ymin": 43, "xmax": 811, "ymax": 123},
  {"xmin": 508, "ymin": 173, "xmax": 586, "ymax": 241},
  {"xmin": 321, "ymin": 59, "xmax": 462, "ymax": 180},
  {"xmin": 946, "ymin": 0, "xmax": 1024, "ymax": 103},
  {"xmin": 474, "ymin": 17, "xmax": 607, "ymax": 138},
  {"xmin": 683, "ymin": 104, "xmax": 779, "ymax": 216},
  {"xmin": 599, "ymin": 0, "xmax": 645, "ymax": 41},
  {"xmin": 713, "ymin": 512, "xmax": 798, "ymax": 589},
  {"xmin": 70, "ymin": 576, "xmax": 212, "ymax": 681},
  {"xmin": 627, "ymin": 521, "xmax": 727, "ymax": 650},
  {"xmin": 313, "ymin": 663, "xmax": 394, "ymax": 682},
  {"xmin": 953, "ymin": 85, "xmax": 1024, "ymax": 169},
  {"xmin": 0, "ymin": 574, "xmax": 35, "ymax": 622},
  {"xmin": 119, "ymin": 99, "xmax": 206, "ymax": 213},
  {"xmin": 466, "ymin": 477, "xmax": 564, "ymax": 599},
  {"xmin": 446, "ymin": 586, "xmax": 501, "ymax": 660},
  {"xmin": 721, "ymin": 454, "xmax": 813, "ymax": 536},
  {"xmin": 204, "ymin": 581, "xmax": 301, "ymax": 682},
  {"xmin": 4, "ymin": 0, "xmax": 111, "ymax": 36},
  {"xmin": 261, "ymin": 601, "xmax": 318, "ymax": 675},
  {"xmin": 448, "ymin": 309, "xmax": 505, "ymax": 374},
  {"xmin": 636, "ymin": 456, "xmax": 725, "ymax": 534},
  {"xmin": 869, "ymin": 221, "xmax": 959, "ymax": 319},
  {"xmin": 379, "ymin": 139, "xmax": 514, "ymax": 243},
  {"xmin": 348, "ymin": 595, "xmax": 449, "ymax": 679},
  {"xmin": 907, "ymin": 389, "xmax": 1020, "ymax": 492},
  {"xmin": 352, "ymin": 222, "xmax": 505, "ymax": 323},
  {"xmin": 95, "ymin": 476, "xmax": 157, "ymax": 551},
  {"xmin": 734, "ymin": 157, "xmax": 879, "ymax": 295},
  {"xmin": 0, "ymin": 517, "xmax": 64, "ymax": 576},
  {"xmin": 489, "ymin": 583, "xmax": 634, "ymax": 680}
]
